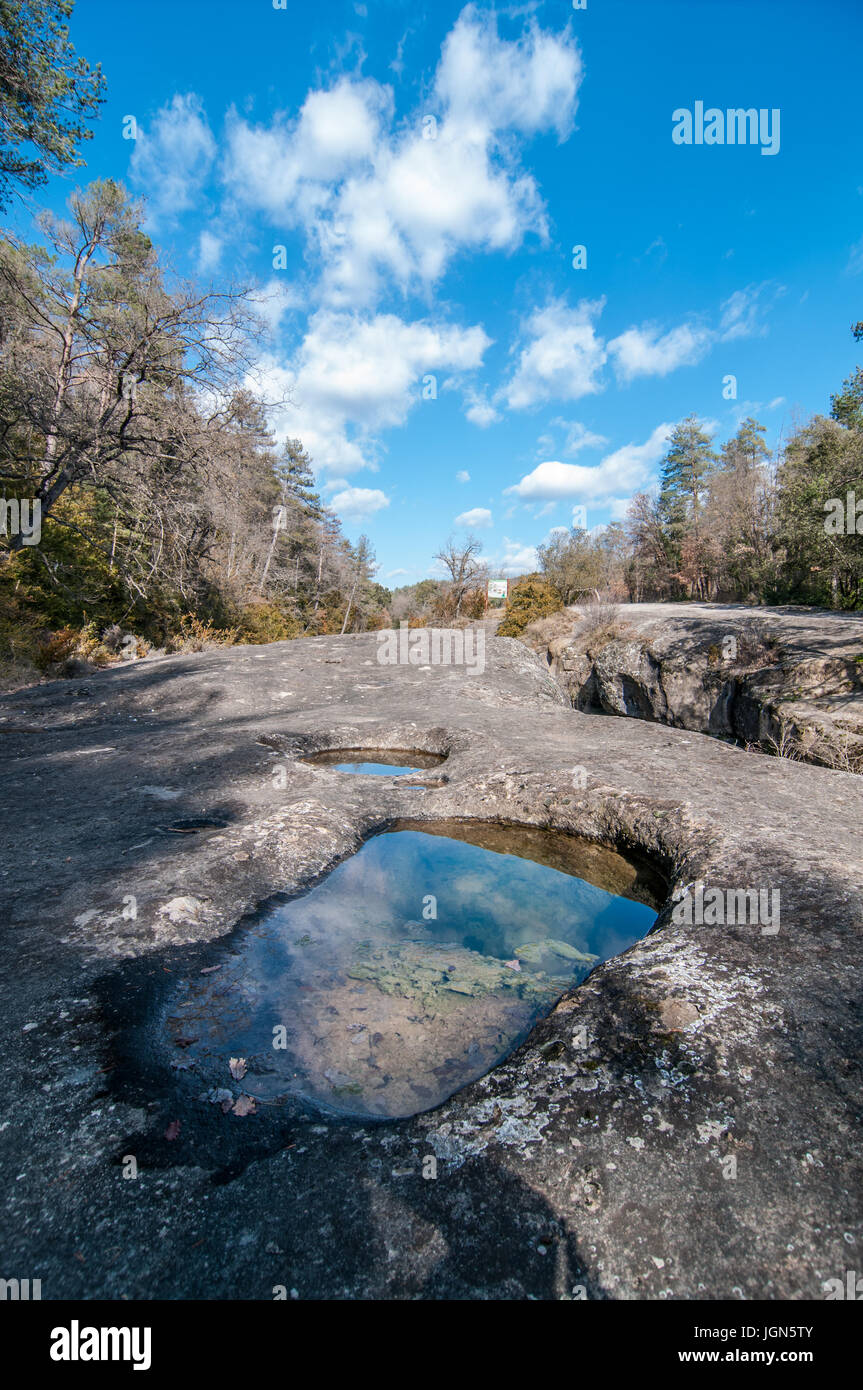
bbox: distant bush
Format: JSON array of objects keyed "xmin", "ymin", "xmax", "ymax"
[
  {"xmin": 236, "ymin": 603, "xmax": 302, "ymax": 644},
  {"xmin": 35, "ymin": 622, "xmax": 116, "ymax": 671},
  {"xmin": 497, "ymin": 576, "xmax": 561, "ymax": 637},
  {"xmin": 167, "ymin": 615, "xmax": 239, "ymax": 653}
]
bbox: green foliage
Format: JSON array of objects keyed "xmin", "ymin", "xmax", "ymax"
[
  {"xmin": 831, "ymin": 365, "xmax": 863, "ymax": 430},
  {"xmin": 497, "ymin": 575, "xmax": 561, "ymax": 637},
  {"xmin": 773, "ymin": 417, "xmax": 863, "ymax": 609},
  {"xmin": 0, "ymin": 178, "xmax": 389, "ymax": 683},
  {"xmin": 236, "ymin": 603, "xmax": 302, "ymax": 644},
  {"xmin": 0, "ymin": 0, "xmax": 105, "ymax": 207},
  {"xmin": 658, "ymin": 415, "xmax": 717, "ymax": 580},
  {"xmin": 537, "ymin": 527, "xmax": 605, "ymax": 604}
]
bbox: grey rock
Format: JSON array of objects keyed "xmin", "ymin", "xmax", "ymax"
[{"xmin": 0, "ymin": 622, "xmax": 860, "ymax": 1300}]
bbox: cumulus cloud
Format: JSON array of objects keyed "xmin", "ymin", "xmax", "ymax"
[
  {"xmin": 462, "ymin": 387, "xmax": 501, "ymax": 427},
  {"xmin": 456, "ymin": 470, "xmax": 470, "ymax": 483},
  {"xmin": 435, "ymin": 5, "xmax": 581, "ymax": 140},
  {"xmin": 608, "ymin": 322, "xmax": 712, "ymax": 380},
  {"xmin": 250, "ymin": 309, "xmax": 490, "ymax": 473},
  {"xmin": 454, "ymin": 507, "xmax": 493, "ymax": 528},
  {"xmin": 504, "ymin": 422, "xmax": 673, "ymax": 505},
  {"xmin": 503, "ymin": 299, "xmax": 607, "ymax": 410},
  {"xmin": 328, "ymin": 485, "xmax": 390, "ymax": 520},
  {"xmin": 223, "ymin": 78, "xmax": 389, "ymax": 224},
  {"xmin": 130, "ymin": 93, "xmax": 216, "ymax": 224},
  {"xmin": 223, "ymin": 8, "xmax": 582, "ymax": 305},
  {"xmin": 489, "ymin": 538, "xmax": 539, "ymax": 576},
  {"xmin": 499, "ymin": 284, "xmax": 779, "ymax": 409},
  {"xmin": 250, "ymin": 278, "xmax": 305, "ymax": 336}
]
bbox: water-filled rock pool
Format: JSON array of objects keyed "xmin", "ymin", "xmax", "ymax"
[
  {"xmin": 301, "ymin": 748, "xmax": 446, "ymax": 776},
  {"xmin": 161, "ymin": 821, "xmax": 662, "ymax": 1119}
]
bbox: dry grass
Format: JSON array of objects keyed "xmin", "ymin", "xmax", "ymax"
[
  {"xmin": 520, "ymin": 609, "xmax": 578, "ymax": 653},
  {"xmin": 166, "ymin": 615, "xmax": 239, "ymax": 653},
  {"xmin": 765, "ymin": 718, "xmax": 863, "ymax": 774}
]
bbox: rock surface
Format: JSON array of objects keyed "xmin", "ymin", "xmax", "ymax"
[
  {"xmin": 0, "ymin": 626, "xmax": 861, "ymax": 1300},
  {"xmin": 538, "ymin": 602, "xmax": 863, "ymax": 772}
]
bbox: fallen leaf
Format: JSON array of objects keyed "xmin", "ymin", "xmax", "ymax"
[
  {"xmin": 164, "ymin": 1119, "xmax": 181, "ymax": 1141},
  {"xmin": 229, "ymin": 1057, "xmax": 247, "ymax": 1081},
  {"xmin": 232, "ymin": 1095, "xmax": 256, "ymax": 1117}
]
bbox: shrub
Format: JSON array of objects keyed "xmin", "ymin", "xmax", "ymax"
[
  {"xmin": 167, "ymin": 615, "xmax": 239, "ymax": 653},
  {"xmin": 236, "ymin": 602, "xmax": 302, "ymax": 644},
  {"xmin": 497, "ymin": 576, "xmax": 561, "ymax": 637}
]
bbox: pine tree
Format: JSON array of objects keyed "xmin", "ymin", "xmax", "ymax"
[
  {"xmin": 658, "ymin": 415, "xmax": 716, "ymax": 596},
  {"xmin": 278, "ymin": 438, "xmax": 323, "ymax": 520},
  {"xmin": 719, "ymin": 417, "xmax": 769, "ymax": 474},
  {"xmin": 0, "ymin": 0, "xmax": 105, "ymax": 208}
]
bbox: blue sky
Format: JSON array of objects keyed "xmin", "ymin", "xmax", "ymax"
[{"xmin": 18, "ymin": 0, "xmax": 863, "ymax": 583}]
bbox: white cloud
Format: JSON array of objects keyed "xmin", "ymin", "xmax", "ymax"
[
  {"xmin": 503, "ymin": 299, "xmax": 607, "ymax": 410},
  {"xmin": 607, "ymin": 496, "xmax": 636, "ymax": 521},
  {"xmin": 435, "ymin": 5, "xmax": 581, "ymax": 141},
  {"xmin": 197, "ymin": 229, "xmax": 222, "ymax": 273},
  {"xmin": 456, "ymin": 470, "xmax": 471, "ymax": 483},
  {"xmin": 462, "ymin": 387, "xmax": 501, "ymax": 427},
  {"xmin": 130, "ymin": 93, "xmax": 216, "ymax": 224},
  {"xmin": 224, "ymin": 9, "xmax": 582, "ymax": 305},
  {"xmin": 251, "ymin": 309, "xmax": 490, "ymax": 473},
  {"xmin": 489, "ymin": 538, "xmax": 539, "ymax": 576},
  {"xmin": 719, "ymin": 282, "xmax": 784, "ymax": 341},
  {"xmin": 454, "ymin": 507, "xmax": 493, "ymax": 528},
  {"xmin": 608, "ymin": 322, "xmax": 712, "ymax": 380},
  {"xmin": 251, "ymin": 278, "xmax": 304, "ymax": 335},
  {"xmin": 551, "ymin": 419, "xmax": 608, "ymax": 455},
  {"xmin": 328, "ymin": 486, "xmax": 390, "ymax": 520},
  {"xmin": 224, "ymin": 78, "xmax": 388, "ymax": 224},
  {"xmin": 504, "ymin": 422, "xmax": 673, "ymax": 504}
]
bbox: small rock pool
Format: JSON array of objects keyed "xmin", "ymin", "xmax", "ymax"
[
  {"xmin": 301, "ymin": 748, "xmax": 446, "ymax": 776},
  {"xmin": 160, "ymin": 822, "xmax": 662, "ymax": 1120}
]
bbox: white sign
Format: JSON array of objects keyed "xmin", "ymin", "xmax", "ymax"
[{"xmin": 487, "ymin": 579, "xmax": 507, "ymax": 599}]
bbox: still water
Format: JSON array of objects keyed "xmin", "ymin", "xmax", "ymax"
[
  {"xmin": 301, "ymin": 749, "xmax": 446, "ymax": 776},
  {"xmin": 163, "ymin": 822, "xmax": 660, "ymax": 1119}
]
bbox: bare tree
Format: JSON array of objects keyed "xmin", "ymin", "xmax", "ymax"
[
  {"xmin": 0, "ymin": 179, "xmax": 257, "ymax": 550},
  {"xmin": 433, "ymin": 533, "xmax": 484, "ymax": 617}
]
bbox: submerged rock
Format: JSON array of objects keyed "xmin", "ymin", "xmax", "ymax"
[
  {"xmin": 347, "ymin": 938, "xmax": 562, "ymax": 1009},
  {"xmin": 514, "ymin": 938, "xmax": 598, "ymax": 967}
]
